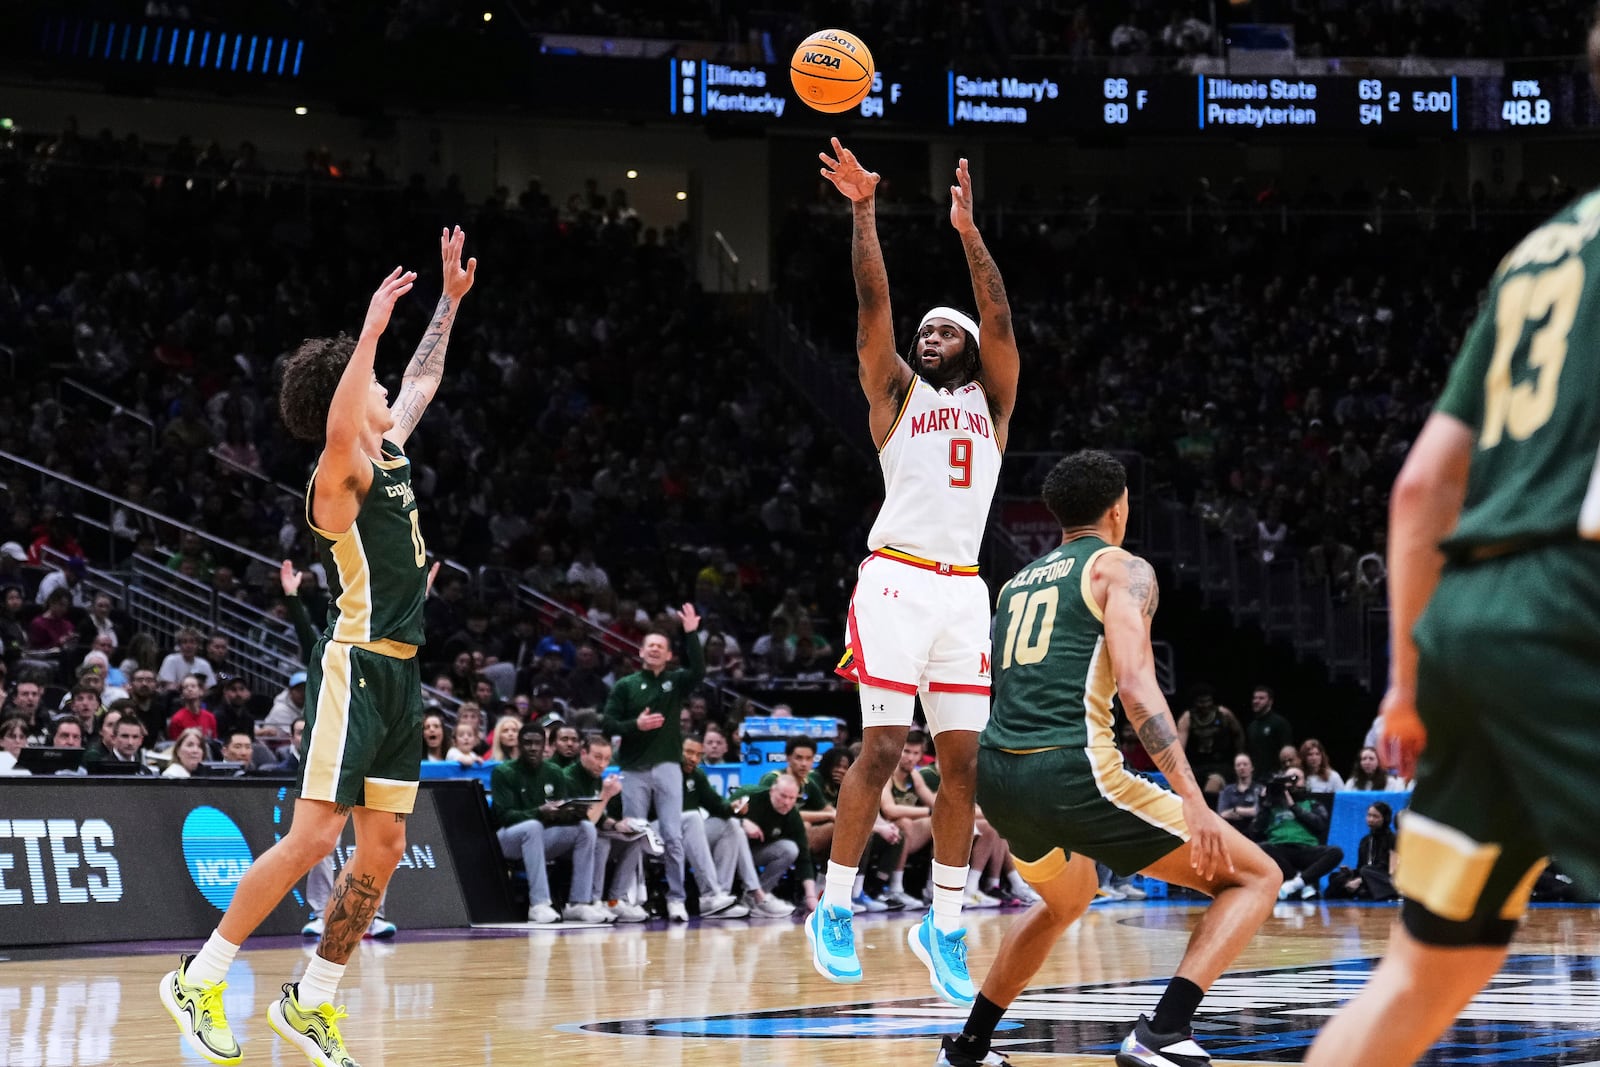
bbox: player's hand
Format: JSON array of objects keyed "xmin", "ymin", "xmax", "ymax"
[
  {"xmin": 424, "ymin": 560, "xmax": 440, "ymax": 596},
  {"xmin": 278, "ymin": 559, "xmax": 303, "ymax": 596},
  {"xmin": 873, "ymin": 819, "xmax": 900, "ymax": 844},
  {"xmin": 636, "ymin": 708, "xmax": 665, "ymax": 732},
  {"xmin": 600, "ymin": 774, "xmax": 622, "ymax": 800},
  {"xmin": 731, "ymin": 796, "xmax": 750, "ymax": 816},
  {"xmin": 742, "ymin": 819, "xmax": 764, "ymax": 841},
  {"xmin": 363, "ymin": 266, "xmax": 416, "ymax": 337},
  {"xmin": 1182, "ymin": 799, "xmax": 1236, "ymax": 881},
  {"xmin": 440, "ymin": 226, "xmax": 477, "ymax": 300},
  {"xmin": 950, "ymin": 157, "xmax": 977, "ymax": 235},
  {"xmin": 1379, "ymin": 686, "xmax": 1427, "ymax": 780},
  {"xmin": 676, "ymin": 602, "xmax": 701, "ymax": 633},
  {"xmin": 819, "ymin": 137, "xmax": 880, "ymax": 203}
]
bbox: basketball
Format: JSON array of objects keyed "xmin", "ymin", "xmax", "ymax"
[{"xmin": 789, "ymin": 29, "xmax": 875, "ymax": 114}]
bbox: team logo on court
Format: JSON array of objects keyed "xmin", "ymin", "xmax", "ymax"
[{"xmin": 574, "ymin": 955, "xmax": 1600, "ymax": 1064}]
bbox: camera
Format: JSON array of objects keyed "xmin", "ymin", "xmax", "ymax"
[{"xmin": 1266, "ymin": 773, "xmax": 1300, "ymax": 804}]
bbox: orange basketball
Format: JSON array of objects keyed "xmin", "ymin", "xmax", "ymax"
[{"xmin": 790, "ymin": 29, "xmax": 875, "ymax": 114}]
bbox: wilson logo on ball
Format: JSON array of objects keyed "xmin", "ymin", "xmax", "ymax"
[{"xmin": 790, "ymin": 28, "xmax": 875, "ymax": 114}]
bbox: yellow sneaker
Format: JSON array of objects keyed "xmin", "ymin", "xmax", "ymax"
[
  {"xmin": 267, "ymin": 982, "xmax": 361, "ymax": 1067},
  {"xmin": 158, "ymin": 954, "xmax": 243, "ymax": 1066}
]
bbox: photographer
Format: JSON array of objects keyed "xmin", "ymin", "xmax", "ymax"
[{"xmin": 1253, "ymin": 767, "xmax": 1343, "ymax": 900}]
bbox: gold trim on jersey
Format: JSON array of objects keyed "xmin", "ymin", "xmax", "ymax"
[
  {"xmin": 328, "ymin": 524, "xmax": 375, "ymax": 644},
  {"xmin": 1078, "ymin": 546, "xmax": 1118, "ymax": 623},
  {"xmin": 363, "ymin": 776, "xmax": 419, "ymax": 814},
  {"xmin": 1013, "ymin": 846, "xmax": 1069, "ymax": 885},
  {"xmin": 997, "ymin": 745, "xmax": 1066, "ymax": 755},
  {"xmin": 302, "ymin": 642, "xmax": 353, "ymax": 803},
  {"xmin": 876, "ymin": 378, "xmax": 920, "ymax": 453},
  {"xmin": 303, "ymin": 468, "xmax": 343, "ymax": 542},
  {"xmin": 1395, "ymin": 812, "xmax": 1502, "ymax": 922},
  {"xmin": 372, "ymin": 454, "xmax": 409, "ymax": 471},
  {"xmin": 1082, "ymin": 636, "xmax": 1189, "ymax": 839}
]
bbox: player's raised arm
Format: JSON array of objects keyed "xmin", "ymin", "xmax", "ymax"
[
  {"xmin": 1099, "ymin": 549, "xmax": 1234, "ymax": 878},
  {"xmin": 318, "ymin": 267, "xmax": 415, "ymax": 511},
  {"xmin": 388, "ymin": 226, "xmax": 477, "ymax": 448},
  {"xmin": 949, "ymin": 157, "xmax": 1018, "ymax": 447},
  {"xmin": 820, "ymin": 137, "xmax": 911, "ymax": 443}
]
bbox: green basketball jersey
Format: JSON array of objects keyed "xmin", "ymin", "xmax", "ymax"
[
  {"xmin": 1438, "ymin": 190, "xmax": 1600, "ymax": 557},
  {"xmin": 981, "ymin": 536, "xmax": 1121, "ymax": 752},
  {"xmin": 306, "ymin": 439, "xmax": 428, "ymax": 646}
]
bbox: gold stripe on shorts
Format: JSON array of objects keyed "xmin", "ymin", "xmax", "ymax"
[
  {"xmin": 364, "ymin": 776, "xmax": 419, "ymax": 815},
  {"xmin": 1013, "ymin": 847, "xmax": 1069, "ymax": 885},
  {"xmin": 302, "ymin": 642, "xmax": 354, "ymax": 803},
  {"xmin": 1395, "ymin": 812, "xmax": 1502, "ymax": 922}
]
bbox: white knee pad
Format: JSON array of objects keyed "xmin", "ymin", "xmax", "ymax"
[{"xmin": 921, "ymin": 689, "xmax": 990, "ymax": 736}]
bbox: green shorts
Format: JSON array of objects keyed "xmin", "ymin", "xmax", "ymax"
[
  {"xmin": 1403, "ymin": 546, "xmax": 1600, "ymax": 936},
  {"xmin": 977, "ymin": 745, "xmax": 1188, "ymax": 878},
  {"xmin": 297, "ymin": 637, "xmax": 423, "ymax": 814}
]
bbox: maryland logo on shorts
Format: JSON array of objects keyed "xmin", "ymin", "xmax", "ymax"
[{"xmin": 573, "ymin": 956, "xmax": 1600, "ymax": 1064}]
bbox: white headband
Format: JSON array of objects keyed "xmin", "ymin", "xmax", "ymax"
[{"xmin": 918, "ymin": 306, "xmax": 980, "ymax": 347}]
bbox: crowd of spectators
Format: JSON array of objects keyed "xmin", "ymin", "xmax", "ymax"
[
  {"xmin": 0, "ymin": 120, "xmax": 884, "ymax": 708},
  {"xmin": 779, "ymin": 169, "xmax": 1579, "ymax": 607}
]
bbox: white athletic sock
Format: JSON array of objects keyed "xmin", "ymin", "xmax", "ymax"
[
  {"xmin": 187, "ymin": 930, "xmax": 239, "ymax": 985},
  {"xmin": 297, "ymin": 955, "xmax": 347, "ymax": 1009},
  {"xmin": 932, "ymin": 862, "xmax": 968, "ymax": 933},
  {"xmin": 889, "ymin": 870, "xmax": 906, "ymax": 893},
  {"xmin": 965, "ymin": 869, "xmax": 984, "ymax": 894},
  {"xmin": 852, "ymin": 874, "xmax": 867, "ymax": 898},
  {"xmin": 1007, "ymin": 870, "xmax": 1029, "ymax": 895},
  {"xmin": 824, "ymin": 861, "xmax": 857, "ymax": 911}
]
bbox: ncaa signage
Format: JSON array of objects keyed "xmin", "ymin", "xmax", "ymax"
[
  {"xmin": 181, "ymin": 806, "xmax": 253, "ymax": 910},
  {"xmin": 0, "ymin": 779, "xmax": 502, "ymax": 946}
]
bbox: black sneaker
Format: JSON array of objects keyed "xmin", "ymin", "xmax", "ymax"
[
  {"xmin": 1116, "ymin": 1014, "xmax": 1211, "ymax": 1067},
  {"xmin": 934, "ymin": 1034, "xmax": 1010, "ymax": 1066}
]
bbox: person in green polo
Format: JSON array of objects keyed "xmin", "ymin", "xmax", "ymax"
[
  {"xmin": 491, "ymin": 721, "xmax": 617, "ymax": 925},
  {"xmin": 729, "ymin": 773, "xmax": 813, "ymax": 913},
  {"xmin": 601, "ymin": 603, "xmax": 704, "ymax": 921}
]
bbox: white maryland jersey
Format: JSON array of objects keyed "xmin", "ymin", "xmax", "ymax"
[{"xmin": 867, "ymin": 376, "xmax": 1001, "ymax": 566}]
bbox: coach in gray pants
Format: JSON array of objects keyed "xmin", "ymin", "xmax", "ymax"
[{"xmin": 601, "ymin": 604, "xmax": 705, "ymax": 921}]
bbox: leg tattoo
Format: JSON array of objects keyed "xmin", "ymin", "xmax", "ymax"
[{"xmin": 318, "ymin": 871, "xmax": 382, "ymax": 962}]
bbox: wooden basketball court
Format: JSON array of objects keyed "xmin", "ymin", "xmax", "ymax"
[{"xmin": 6, "ymin": 902, "xmax": 1598, "ymax": 1066}]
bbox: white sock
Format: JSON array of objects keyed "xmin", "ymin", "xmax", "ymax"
[
  {"xmin": 1007, "ymin": 870, "xmax": 1029, "ymax": 895},
  {"xmin": 965, "ymin": 869, "xmax": 984, "ymax": 894},
  {"xmin": 852, "ymin": 874, "xmax": 867, "ymax": 898},
  {"xmin": 824, "ymin": 861, "xmax": 857, "ymax": 911},
  {"xmin": 297, "ymin": 954, "xmax": 347, "ymax": 1009},
  {"xmin": 889, "ymin": 870, "xmax": 906, "ymax": 893},
  {"xmin": 932, "ymin": 862, "xmax": 968, "ymax": 933},
  {"xmin": 186, "ymin": 930, "xmax": 239, "ymax": 985}
]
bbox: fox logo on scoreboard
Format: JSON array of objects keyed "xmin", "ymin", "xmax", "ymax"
[{"xmin": 573, "ymin": 956, "xmax": 1600, "ymax": 1065}]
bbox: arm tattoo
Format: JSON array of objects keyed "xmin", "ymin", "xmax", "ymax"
[
  {"xmin": 1132, "ymin": 703, "xmax": 1199, "ymax": 793},
  {"xmin": 392, "ymin": 295, "xmax": 458, "ymax": 439},
  {"xmin": 851, "ymin": 201, "xmax": 891, "ymax": 312},
  {"xmin": 1123, "ymin": 557, "xmax": 1160, "ymax": 619},
  {"xmin": 961, "ymin": 232, "xmax": 1011, "ymax": 314},
  {"xmin": 318, "ymin": 870, "xmax": 383, "ymax": 961}
]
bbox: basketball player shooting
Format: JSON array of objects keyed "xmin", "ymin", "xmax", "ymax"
[{"xmin": 805, "ymin": 138, "xmax": 1020, "ymax": 1007}]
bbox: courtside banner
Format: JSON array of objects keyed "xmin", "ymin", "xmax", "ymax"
[{"xmin": 0, "ymin": 778, "xmax": 482, "ymax": 945}]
